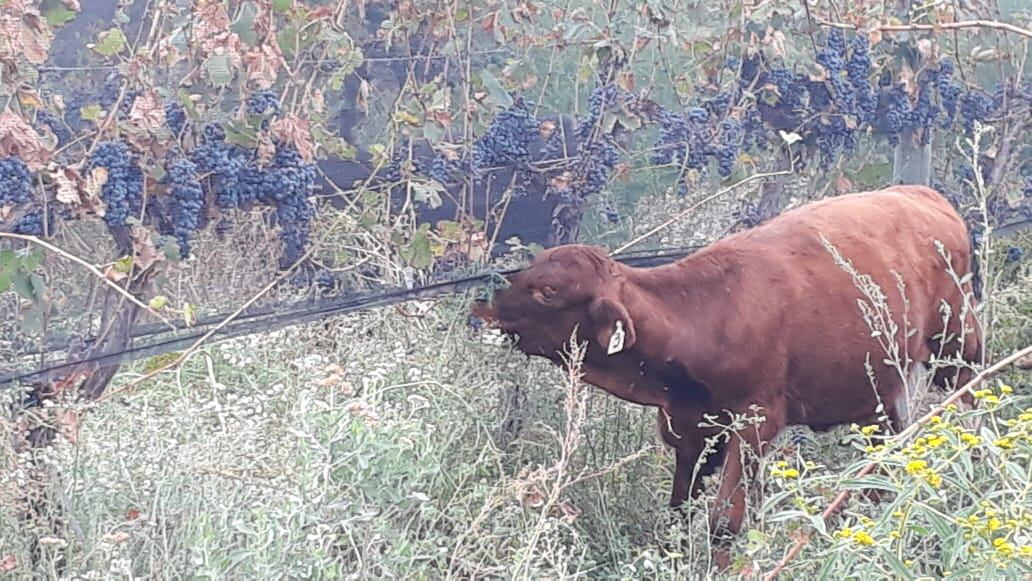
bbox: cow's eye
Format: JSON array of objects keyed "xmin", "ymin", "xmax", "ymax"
[{"xmin": 531, "ymin": 285, "xmax": 557, "ymax": 304}]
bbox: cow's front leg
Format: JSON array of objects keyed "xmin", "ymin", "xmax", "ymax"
[
  {"xmin": 658, "ymin": 407, "xmax": 726, "ymax": 507},
  {"xmin": 708, "ymin": 405, "xmax": 784, "ymax": 571}
]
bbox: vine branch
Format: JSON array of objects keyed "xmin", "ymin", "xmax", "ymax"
[
  {"xmin": 0, "ymin": 232, "xmax": 176, "ymax": 330},
  {"xmin": 819, "ymin": 19, "xmax": 1032, "ymax": 39}
]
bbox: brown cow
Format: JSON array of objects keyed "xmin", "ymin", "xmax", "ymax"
[{"xmin": 472, "ymin": 185, "xmax": 981, "ymax": 566}]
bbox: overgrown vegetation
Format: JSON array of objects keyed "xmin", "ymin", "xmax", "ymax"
[{"xmin": 0, "ymin": 0, "xmax": 1030, "ymax": 578}]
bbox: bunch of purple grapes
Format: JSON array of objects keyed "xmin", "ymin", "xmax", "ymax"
[
  {"xmin": 88, "ymin": 141, "xmax": 144, "ymax": 230},
  {"xmin": 0, "ymin": 156, "xmax": 33, "ymax": 206},
  {"xmin": 246, "ymin": 89, "xmax": 282, "ymax": 116},
  {"xmin": 649, "ymin": 105, "xmax": 708, "ymax": 170},
  {"xmin": 190, "ymin": 124, "xmax": 254, "ymax": 209},
  {"xmin": 932, "ymin": 59, "xmax": 961, "ymax": 126},
  {"xmin": 714, "ymin": 118, "xmax": 742, "ymax": 177},
  {"xmin": 428, "ymin": 153, "xmax": 464, "ymax": 187},
  {"xmin": 165, "ymin": 102, "xmax": 187, "ymax": 135},
  {"xmin": 11, "ymin": 208, "xmax": 57, "ymax": 237},
  {"xmin": 261, "ymin": 145, "xmax": 317, "ymax": 267},
  {"xmin": 471, "ymin": 96, "xmax": 541, "ymax": 172},
  {"xmin": 166, "ymin": 158, "xmax": 206, "ymax": 257},
  {"xmin": 35, "ymin": 111, "xmax": 72, "ymax": 146}
]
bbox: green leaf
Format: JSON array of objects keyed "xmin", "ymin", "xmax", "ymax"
[
  {"xmin": 409, "ymin": 230, "xmax": 433, "ymax": 270},
  {"xmin": 177, "ymin": 90, "xmax": 198, "ymax": 119},
  {"xmin": 80, "ymin": 104, "xmax": 102, "ymax": 121},
  {"xmin": 0, "ymin": 270, "xmax": 11, "ymax": 292},
  {"xmin": 11, "ymin": 272, "xmax": 34, "ymax": 301},
  {"xmin": 45, "ymin": 7, "xmax": 77, "ymax": 27},
  {"xmin": 277, "ymin": 23, "xmax": 298, "ymax": 57},
  {"xmin": 231, "ymin": 1, "xmax": 260, "ymax": 46},
  {"xmin": 478, "ymin": 70, "xmax": 513, "ymax": 109},
  {"xmin": 272, "ymin": 0, "xmax": 292, "ymax": 12},
  {"xmin": 223, "ymin": 124, "xmax": 259, "ymax": 149},
  {"xmin": 22, "ymin": 248, "xmax": 45, "ymax": 273},
  {"xmin": 411, "ymin": 181, "xmax": 443, "ymax": 210},
  {"xmin": 93, "ymin": 27, "xmax": 127, "ymax": 57},
  {"xmin": 29, "ymin": 273, "xmax": 45, "ymax": 299},
  {"xmin": 19, "ymin": 307, "xmax": 44, "ymax": 334},
  {"xmin": 148, "ymin": 295, "xmax": 169, "ymax": 309},
  {"xmin": 204, "ymin": 54, "xmax": 235, "ymax": 87},
  {"xmin": 0, "ymin": 249, "xmax": 15, "ymax": 271}
]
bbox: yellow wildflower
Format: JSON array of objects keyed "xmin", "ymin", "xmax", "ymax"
[
  {"xmin": 853, "ymin": 530, "xmax": 876, "ymax": 546},
  {"xmin": 995, "ymin": 438, "xmax": 1015, "ymax": 450},
  {"xmin": 925, "ymin": 472, "xmax": 943, "ymax": 488},
  {"xmin": 994, "ymin": 538, "xmax": 1015, "ymax": 557},
  {"xmin": 834, "ymin": 527, "xmax": 854, "ymax": 540},
  {"xmin": 776, "ymin": 460, "xmax": 788, "ymax": 468},
  {"xmin": 906, "ymin": 460, "xmax": 928, "ymax": 475},
  {"xmin": 1000, "ymin": 385, "xmax": 1013, "ymax": 394},
  {"xmin": 960, "ymin": 433, "xmax": 981, "ymax": 447},
  {"xmin": 782, "ymin": 468, "xmax": 800, "ymax": 479},
  {"xmin": 930, "ymin": 415, "xmax": 942, "ymax": 424},
  {"xmin": 861, "ymin": 424, "xmax": 880, "ymax": 436}
]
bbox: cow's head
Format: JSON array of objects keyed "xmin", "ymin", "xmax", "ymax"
[{"xmin": 472, "ymin": 244, "xmax": 638, "ymax": 358}]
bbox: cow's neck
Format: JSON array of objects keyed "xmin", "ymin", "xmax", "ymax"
[
  {"xmin": 622, "ymin": 248, "xmax": 737, "ymax": 312},
  {"xmin": 610, "ymin": 249, "xmax": 739, "ymax": 404}
]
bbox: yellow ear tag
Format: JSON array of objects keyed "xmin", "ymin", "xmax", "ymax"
[{"xmin": 607, "ymin": 320, "xmax": 625, "ymax": 355}]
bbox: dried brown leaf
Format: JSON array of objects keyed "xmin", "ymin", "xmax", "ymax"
[
  {"xmin": 521, "ymin": 487, "xmax": 544, "ymax": 508},
  {"xmin": 356, "ymin": 79, "xmax": 370, "ymax": 115},
  {"xmin": 256, "ymin": 133, "xmax": 276, "ymax": 167},
  {"xmin": 52, "ymin": 167, "xmax": 82, "ymax": 206},
  {"xmin": 55, "ymin": 408, "xmax": 80, "ymax": 445},
  {"xmin": 129, "ymin": 91, "xmax": 166, "ymax": 133},
  {"xmin": 835, "ymin": 175, "xmax": 854, "ymax": 194},
  {"xmin": 0, "ymin": 111, "xmax": 51, "ymax": 170},
  {"xmin": 270, "ymin": 115, "xmax": 315, "ymax": 163},
  {"xmin": 552, "ymin": 498, "xmax": 580, "ymax": 523},
  {"xmin": 85, "ymin": 166, "xmax": 109, "ymax": 207},
  {"xmin": 243, "ymin": 44, "xmax": 282, "ymax": 89},
  {"xmin": 20, "ymin": 13, "xmax": 53, "ymax": 65},
  {"xmin": 0, "ymin": 554, "xmax": 16, "ymax": 573},
  {"xmin": 131, "ymin": 227, "xmax": 163, "ymax": 272},
  {"xmin": 101, "ymin": 532, "xmax": 131, "ymax": 544}
]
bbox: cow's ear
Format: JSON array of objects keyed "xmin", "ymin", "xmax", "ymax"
[{"xmin": 588, "ymin": 296, "xmax": 637, "ymax": 355}]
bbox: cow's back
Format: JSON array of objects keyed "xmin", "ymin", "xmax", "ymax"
[{"xmin": 689, "ymin": 186, "xmax": 973, "ymax": 426}]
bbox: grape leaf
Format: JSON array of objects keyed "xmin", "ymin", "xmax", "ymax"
[
  {"xmin": 45, "ymin": 8, "xmax": 77, "ymax": 27},
  {"xmin": 478, "ymin": 70, "xmax": 513, "ymax": 109},
  {"xmin": 93, "ymin": 27, "xmax": 127, "ymax": 57},
  {"xmin": 11, "ymin": 272, "xmax": 35, "ymax": 301},
  {"xmin": 277, "ymin": 23, "xmax": 298, "ymax": 57},
  {"xmin": 231, "ymin": 1, "xmax": 259, "ymax": 46},
  {"xmin": 80, "ymin": 104, "xmax": 102, "ymax": 121},
  {"xmin": 204, "ymin": 54, "xmax": 234, "ymax": 87},
  {"xmin": 272, "ymin": 0, "xmax": 292, "ymax": 12},
  {"xmin": 22, "ymin": 248, "xmax": 45, "ymax": 273},
  {"xmin": 19, "ymin": 307, "xmax": 44, "ymax": 334}
]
